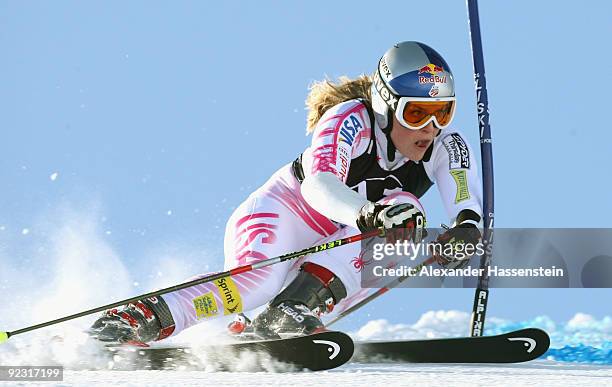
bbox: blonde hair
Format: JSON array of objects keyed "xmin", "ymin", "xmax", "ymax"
[{"xmin": 305, "ymin": 75, "xmax": 372, "ymax": 134}]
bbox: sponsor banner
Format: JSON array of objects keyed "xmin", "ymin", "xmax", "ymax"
[
  {"xmin": 193, "ymin": 291, "xmax": 219, "ymax": 319},
  {"xmin": 450, "ymin": 169, "xmax": 470, "ymax": 203},
  {"xmin": 337, "ymin": 145, "xmax": 350, "ymax": 182},
  {"xmin": 443, "ymin": 133, "xmax": 470, "ymax": 169},
  {"xmin": 418, "ymin": 75, "xmax": 447, "ymax": 84},
  {"xmin": 336, "ymin": 113, "xmax": 363, "ymax": 181},
  {"xmin": 417, "ymin": 63, "xmax": 445, "ymax": 75},
  {"xmin": 214, "ymin": 277, "xmax": 243, "ymax": 315},
  {"xmin": 373, "ymin": 69, "xmax": 398, "ymax": 109},
  {"xmin": 338, "ymin": 113, "xmax": 363, "ymax": 147}
]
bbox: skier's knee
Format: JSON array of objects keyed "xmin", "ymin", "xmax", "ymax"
[{"xmin": 251, "ymin": 272, "xmax": 292, "ymax": 308}]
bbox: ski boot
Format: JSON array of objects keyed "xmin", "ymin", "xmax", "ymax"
[
  {"xmin": 89, "ymin": 296, "xmax": 175, "ymax": 345},
  {"xmin": 251, "ymin": 262, "xmax": 347, "ymax": 339}
]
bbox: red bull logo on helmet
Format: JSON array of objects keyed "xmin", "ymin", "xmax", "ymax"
[
  {"xmin": 419, "ymin": 75, "xmax": 447, "ymax": 84},
  {"xmin": 417, "ymin": 63, "xmax": 447, "ymax": 85},
  {"xmin": 417, "ymin": 63, "xmax": 445, "ymax": 75}
]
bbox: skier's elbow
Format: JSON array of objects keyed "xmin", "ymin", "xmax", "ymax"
[{"xmin": 301, "ymin": 172, "xmax": 337, "ymax": 207}]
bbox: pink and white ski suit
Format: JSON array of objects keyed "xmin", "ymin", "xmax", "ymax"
[{"xmin": 162, "ymin": 99, "xmax": 482, "ymax": 336}]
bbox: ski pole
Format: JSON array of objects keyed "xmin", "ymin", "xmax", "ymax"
[
  {"xmin": 326, "ymin": 255, "xmax": 437, "ymax": 327},
  {"xmin": 0, "ymin": 228, "xmax": 384, "ymax": 344},
  {"xmin": 466, "ymin": 0, "xmax": 495, "ymax": 337}
]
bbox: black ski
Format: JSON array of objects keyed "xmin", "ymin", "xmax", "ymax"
[
  {"xmin": 353, "ymin": 328, "xmax": 550, "ymax": 363},
  {"xmin": 109, "ymin": 330, "xmax": 354, "ymax": 371}
]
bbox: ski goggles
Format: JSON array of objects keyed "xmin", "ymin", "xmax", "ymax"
[{"xmin": 394, "ymin": 96, "xmax": 456, "ymax": 130}]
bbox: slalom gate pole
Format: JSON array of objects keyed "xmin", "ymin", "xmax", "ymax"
[
  {"xmin": 0, "ymin": 228, "xmax": 384, "ymax": 343},
  {"xmin": 326, "ymin": 255, "xmax": 437, "ymax": 327},
  {"xmin": 466, "ymin": 0, "xmax": 495, "ymax": 337}
]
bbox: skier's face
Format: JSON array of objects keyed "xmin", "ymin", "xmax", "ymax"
[{"xmin": 390, "ymin": 116, "xmax": 438, "ymax": 161}]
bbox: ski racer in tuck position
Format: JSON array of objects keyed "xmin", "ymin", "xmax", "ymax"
[{"xmin": 90, "ymin": 41, "xmax": 484, "ymax": 344}]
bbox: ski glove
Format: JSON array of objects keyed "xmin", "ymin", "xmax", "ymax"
[
  {"xmin": 434, "ymin": 222, "xmax": 481, "ymax": 270},
  {"xmin": 89, "ymin": 296, "xmax": 175, "ymax": 344},
  {"xmin": 356, "ymin": 202, "xmax": 426, "ymax": 244}
]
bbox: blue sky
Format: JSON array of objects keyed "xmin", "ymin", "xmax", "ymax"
[{"xmin": 1, "ymin": 1, "xmax": 610, "ymax": 335}]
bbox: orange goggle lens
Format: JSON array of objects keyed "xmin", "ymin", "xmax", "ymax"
[{"xmin": 401, "ymin": 100, "xmax": 456, "ymax": 129}]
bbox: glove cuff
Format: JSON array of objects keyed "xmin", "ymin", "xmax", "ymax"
[
  {"xmin": 356, "ymin": 202, "xmax": 388, "ymax": 232},
  {"xmin": 454, "ymin": 209, "xmax": 482, "ymax": 228}
]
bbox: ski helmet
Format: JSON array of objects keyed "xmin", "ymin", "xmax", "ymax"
[{"xmin": 371, "ymin": 41, "xmax": 456, "ymax": 131}]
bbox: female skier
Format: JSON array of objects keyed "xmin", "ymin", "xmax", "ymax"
[{"xmin": 90, "ymin": 41, "xmax": 483, "ymax": 344}]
